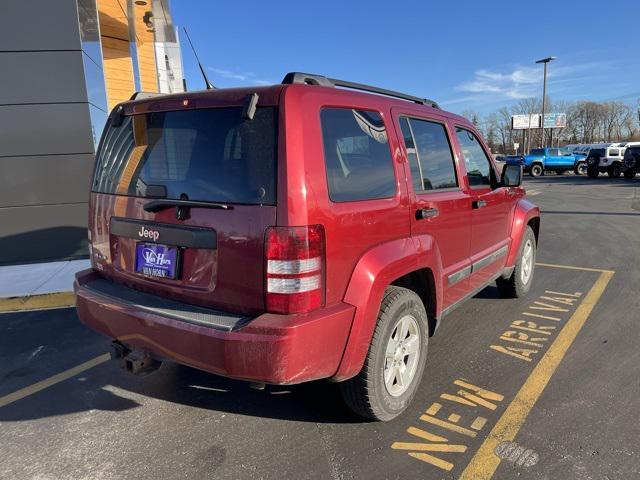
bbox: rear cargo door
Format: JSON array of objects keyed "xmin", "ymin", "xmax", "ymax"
[{"xmin": 90, "ymin": 106, "xmax": 279, "ymax": 316}]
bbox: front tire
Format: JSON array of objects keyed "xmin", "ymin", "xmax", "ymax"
[
  {"xmin": 497, "ymin": 226, "xmax": 536, "ymax": 298},
  {"xmin": 574, "ymin": 161, "xmax": 586, "ymax": 175},
  {"xmin": 530, "ymin": 164, "xmax": 543, "ymax": 177},
  {"xmin": 624, "ymin": 170, "xmax": 636, "ymax": 179},
  {"xmin": 340, "ymin": 286, "xmax": 429, "ymax": 421},
  {"xmin": 587, "ymin": 166, "xmax": 599, "ymax": 178}
]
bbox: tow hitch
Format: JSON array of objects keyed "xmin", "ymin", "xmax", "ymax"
[{"xmin": 111, "ymin": 341, "xmax": 161, "ymax": 376}]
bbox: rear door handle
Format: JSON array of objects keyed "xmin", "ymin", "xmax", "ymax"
[
  {"xmin": 416, "ymin": 208, "xmax": 439, "ymax": 220},
  {"xmin": 472, "ymin": 200, "xmax": 487, "ymax": 209}
]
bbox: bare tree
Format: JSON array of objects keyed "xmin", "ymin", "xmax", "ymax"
[{"xmin": 459, "ymin": 97, "xmax": 640, "ymax": 152}]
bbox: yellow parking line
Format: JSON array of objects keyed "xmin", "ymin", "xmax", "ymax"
[
  {"xmin": 459, "ymin": 269, "xmax": 614, "ymax": 479},
  {"xmin": 0, "ymin": 292, "xmax": 75, "ymax": 313},
  {"xmin": 0, "ymin": 353, "xmax": 110, "ymax": 409},
  {"xmin": 536, "ymin": 262, "xmax": 614, "ymax": 274}
]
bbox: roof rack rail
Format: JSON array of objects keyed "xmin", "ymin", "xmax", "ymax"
[{"xmin": 281, "ymin": 72, "xmax": 440, "ymax": 108}]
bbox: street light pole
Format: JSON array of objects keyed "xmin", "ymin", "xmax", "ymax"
[{"xmin": 536, "ymin": 56, "xmax": 556, "ymax": 148}]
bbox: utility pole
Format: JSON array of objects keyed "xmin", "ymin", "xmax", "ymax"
[{"xmin": 536, "ymin": 56, "xmax": 556, "ymax": 147}]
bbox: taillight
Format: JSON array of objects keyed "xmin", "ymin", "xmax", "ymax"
[{"xmin": 265, "ymin": 225, "xmax": 325, "ymax": 314}]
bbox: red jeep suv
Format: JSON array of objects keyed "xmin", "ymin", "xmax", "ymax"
[{"xmin": 75, "ymin": 73, "xmax": 540, "ymax": 421}]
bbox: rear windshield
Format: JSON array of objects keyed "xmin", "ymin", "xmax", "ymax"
[{"xmin": 93, "ymin": 107, "xmax": 278, "ymax": 205}]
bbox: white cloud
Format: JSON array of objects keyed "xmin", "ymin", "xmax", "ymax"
[
  {"xmin": 207, "ymin": 67, "xmax": 272, "ymax": 86},
  {"xmin": 459, "ymin": 80, "xmax": 502, "ymax": 94},
  {"xmin": 454, "ymin": 61, "xmax": 608, "ymax": 103},
  {"xmin": 457, "ymin": 66, "xmax": 542, "ymax": 99}
]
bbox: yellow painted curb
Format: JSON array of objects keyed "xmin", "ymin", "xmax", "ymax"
[{"xmin": 0, "ymin": 292, "xmax": 76, "ymax": 313}]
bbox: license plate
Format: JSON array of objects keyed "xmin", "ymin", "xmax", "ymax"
[{"xmin": 135, "ymin": 243, "xmax": 180, "ymax": 279}]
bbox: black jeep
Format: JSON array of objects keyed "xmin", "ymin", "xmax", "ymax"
[
  {"xmin": 623, "ymin": 146, "xmax": 640, "ymax": 179},
  {"xmin": 586, "ymin": 148, "xmax": 606, "ymax": 178}
]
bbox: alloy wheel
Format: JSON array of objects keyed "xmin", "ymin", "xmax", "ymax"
[
  {"xmin": 521, "ymin": 239, "xmax": 534, "ymax": 285},
  {"xmin": 383, "ymin": 314, "xmax": 421, "ymax": 397}
]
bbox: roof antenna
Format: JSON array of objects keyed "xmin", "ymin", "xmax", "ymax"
[{"xmin": 182, "ymin": 27, "xmax": 215, "ymax": 90}]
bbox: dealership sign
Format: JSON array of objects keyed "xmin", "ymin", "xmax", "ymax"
[
  {"xmin": 512, "ymin": 114, "xmax": 540, "ymax": 130},
  {"xmin": 543, "ymin": 113, "xmax": 567, "ymax": 128},
  {"xmin": 512, "ymin": 113, "xmax": 566, "ymax": 130}
]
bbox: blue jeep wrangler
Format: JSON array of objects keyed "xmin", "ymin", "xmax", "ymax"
[{"xmin": 506, "ymin": 147, "xmax": 587, "ymax": 177}]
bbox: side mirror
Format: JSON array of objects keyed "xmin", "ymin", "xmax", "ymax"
[{"xmin": 501, "ymin": 164, "xmax": 522, "ymax": 187}]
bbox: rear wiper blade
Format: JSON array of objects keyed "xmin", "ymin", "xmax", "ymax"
[{"xmin": 143, "ymin": 199, "xmax": 233, "ymax": 212}]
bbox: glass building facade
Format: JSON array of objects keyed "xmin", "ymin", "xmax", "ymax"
[{"xmin": 0, "ymin": 0, "xmax": 184, "ymax": 265}]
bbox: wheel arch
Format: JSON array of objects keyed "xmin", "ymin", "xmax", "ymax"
[
  {"xmin": 505, "ymin": 199, "xmax": 541, "ymax": 267},
  {"xmin": 332, "ymin": 236, "xmax": 442, "ymax": 381},
  {"xmin": 528, "ymin": 215, "xmax": 540, "ymax": 244},
  {"xmin": 390, "ymin": 267, "xmax": 437, "ymax": 336}
]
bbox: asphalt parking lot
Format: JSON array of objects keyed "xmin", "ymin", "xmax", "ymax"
[{"xmin": 1, "ymin": 175, "xmax": 639, "ymax": 480}]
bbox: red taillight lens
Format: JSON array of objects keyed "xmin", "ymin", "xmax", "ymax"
[{"xmin": 265, "ymin": 225, "xmax": 325, "ymax": 314}]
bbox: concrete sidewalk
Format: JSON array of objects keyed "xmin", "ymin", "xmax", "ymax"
[{"xmin": 0, "ymin": 259, "xmax": 89, "ymax": 312}]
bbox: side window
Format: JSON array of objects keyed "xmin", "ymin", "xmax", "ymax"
[
  {"xmin": 455, "ymin": 127, "xmax": 494, "ymax": 187},
  {"xmin": 609, "ymin": 149, "xmax": 619, "ymax": 157},
  {"xmin": 548, "ymin": 148, "xmax": 560, "ymax": 156},
  {"xmin": 400, "ymin": 117, "xmax": 457, "ymax": 191},
  {"xmin": 321, "ymin": 108, "xmax": 396, "ymax": 202},
  {"xmin": 399, "ymin": 118, "xmax": 423, "ymax": 193}
]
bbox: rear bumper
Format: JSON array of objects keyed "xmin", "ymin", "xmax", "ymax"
[{"xmin": 75, "ymin": 269, "xmax": 355, "ymax": 384}]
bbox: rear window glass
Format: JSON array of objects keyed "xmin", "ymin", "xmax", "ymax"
[
  {"xmin": 92, "ymin": 107, "xmax": 278, "ymax": 205},
  {"xmin": 320, "ymin": 108, "xmax": 396, "ymax": 202}
]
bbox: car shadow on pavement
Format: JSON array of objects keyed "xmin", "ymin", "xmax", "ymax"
[
  {"xmin": 0, "ymin": 351, "xmax": 364, "ymax": 424},
  {"xmin": 472, "ymin": 285, "xmax": 501, "ymax": 299},
  {"xmin": 0, "ymin": 283, "xmax": 519, "ymax": 425},
  {"xmin": 0, "ymin": 305, "xmax": 368, "ymax": 424}
]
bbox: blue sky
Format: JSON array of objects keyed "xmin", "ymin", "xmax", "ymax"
[{"xmin": 171, "ymin": 0, "xmax": 640, "ymax": 114}]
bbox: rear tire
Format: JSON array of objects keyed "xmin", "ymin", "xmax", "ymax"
[
  {"xmin": 497, "ymin": 226, "xmax": 536, "ymax": 298},
  {"xmin": 587, "ymin": 166, "xmax": 599, "ymax": 178},
  {"xmin": 530, "ymin": 164, "xmax": 543, "ymax": 177},
  {"xmin": 608, "ymin": 163, "xmax": 622, "ymax": 178},
  {"xmin": 340, "ymin": 286, "xmax": 429, "ymax": 421},
  {"xmin": 624, "ymin": 170, "xmax": 636, "ymax": 179}
]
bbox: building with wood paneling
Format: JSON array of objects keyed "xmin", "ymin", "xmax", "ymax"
[{"xmin": 0, "ymin": 0, "xmax": 184, "ymax": 265}]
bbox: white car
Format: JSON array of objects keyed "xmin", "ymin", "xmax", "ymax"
[{"xmin": 586, "ymin": 143, "xmax": 635, "ymax": 178}]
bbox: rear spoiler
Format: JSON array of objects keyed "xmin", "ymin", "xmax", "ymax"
[
  {"xmin": 129, "ymin": 91, "xmax": 164, "ymax": 101},
  {"xmin": 108, "ymin": 92, "xmax": 165, "ymax": 127}
]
